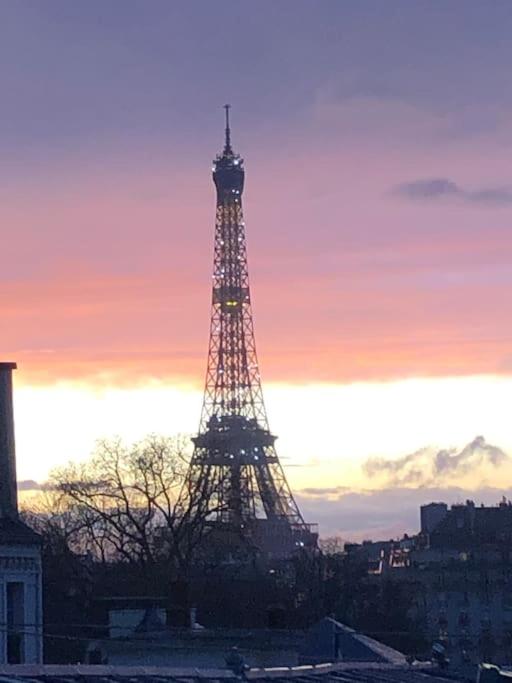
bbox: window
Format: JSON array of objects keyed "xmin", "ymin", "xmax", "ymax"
[{"xmin": 6, "ymin": 582, "xmax": 24, "ymax": 664}]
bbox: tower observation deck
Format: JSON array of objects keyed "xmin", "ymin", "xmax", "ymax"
[{"xmin": 182, "ymin": 107, "xmax": 317, "ymax": 558}]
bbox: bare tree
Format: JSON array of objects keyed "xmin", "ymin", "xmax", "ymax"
[
  {"xmin": 319, "ymin": 536, "xmax": 346, "ymax": 556},
  {"xmin": 22, "ymin": 487, "xmax": 87, "ymax": 555},
  {"xmin": 41, "ymin": 435, "xmax": 217, "ymax": 577}
]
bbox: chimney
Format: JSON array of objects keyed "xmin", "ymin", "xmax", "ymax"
[{"xmin": 0, "ymin": 363, "xmax": 18, "ymax": 518}]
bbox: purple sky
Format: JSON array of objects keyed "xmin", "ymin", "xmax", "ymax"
[
  {"xmin": 3, "ymin": 2, "xmax": 512, "ymax": 166},
  {"xmin": 3, "ymin": 2, "xmax": 512, "ymax": 537},
  {"xmin": 2, "ymin": 2, "xmax": 512, "ymax": 383}
]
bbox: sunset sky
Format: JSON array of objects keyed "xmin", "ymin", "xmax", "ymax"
[{"xmin": 3, "ymin": 2, "xmax": 512, "ymax": 538}]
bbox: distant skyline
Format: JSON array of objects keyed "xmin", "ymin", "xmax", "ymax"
[{"xmin": 2, "ymin": 1, "xmax": 512, "ymax": 537}]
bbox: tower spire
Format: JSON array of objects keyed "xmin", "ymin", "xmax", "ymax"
[{"xmin": 223, "ymin": 103, "xmax": 233, "ymax": 155}]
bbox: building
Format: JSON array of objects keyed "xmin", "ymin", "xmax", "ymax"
[
  {"xmin": 421, "ymin": 503, "xmax": 448, "ymax": 535},
  {"xmin": 0, "ymin": 363, "xmax": 42, "ymax": 664},
  {"xmin": 429, "ymin": 499, "xmax": 512, "ymax": 551},
  {"xmin": 355, "ymin": 499, "xmax": 512, "ymax": 667}
]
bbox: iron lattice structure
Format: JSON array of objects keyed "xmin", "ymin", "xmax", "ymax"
[{"xmin": 184, "ymin": 107, "xmax": 312, "ymax": 544}]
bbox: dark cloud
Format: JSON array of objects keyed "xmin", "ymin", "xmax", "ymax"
[
  {"xmin": 17, "ymin": 480, "xmax": 55, "ymax": 492},
  {"xmin": 17, "ymin": 479, "xmax": 42, "ymax": 491},
  {"xmin": 300, "ymin": 486, "xmax": 350, "ymax": 497},
  {"xmin": 395, "ymin": 178, "xmax": 462, "ymax": 200},
  {"xmin": 363, "ymin": 447, "xmax": 429, "ymax": 483},
  {"xmin": 469, "ymin": 188, "xmax": 512, "ymax": 204},
  {"xmin": 394, "ymin": 178, "xmax": 512, "ymax": 206},
  {"xmin": 363, "ymin": 436, "xmax": 508, "ymax": 487},
  {"xmin": 297, "ymin": 485, "xmax": 512, "ymax": 541},
  {"xmin": 296, "ymin": 437, "xmax": 511, "ymax": 540}
]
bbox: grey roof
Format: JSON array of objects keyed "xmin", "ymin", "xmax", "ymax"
[
  {"xmin": 0, "ymin": 517, "xmax": 41, "ymax": 545},
  {"xmin": 0, "ymin": 663, "xmax": 461, "ymax": 683},
  {"xmin": 300, "ymin": 619, "xmax": 406, "ymax": 665}
]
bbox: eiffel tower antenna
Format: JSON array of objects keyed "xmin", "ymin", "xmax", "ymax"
[{"xmin": 223, "ymin": 104, "xmax": 232, "ymax": 154}]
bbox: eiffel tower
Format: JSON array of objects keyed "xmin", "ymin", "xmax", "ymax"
[{"xmin": 183, "ymin": 107, "xmax": 317, "ymax": 558}]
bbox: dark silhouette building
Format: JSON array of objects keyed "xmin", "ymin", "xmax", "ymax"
[
  {"xmin": 429, "ymin": 499, "xmax": 512, "ymax": 551},
  {"xmin": 421, "ymin": 502, "xmax": 448, "ymax": 535}
]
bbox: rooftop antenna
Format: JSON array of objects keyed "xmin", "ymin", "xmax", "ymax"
[{"xmin": 223, "ymin": 104, "xmax": 233, "ymax": 155}]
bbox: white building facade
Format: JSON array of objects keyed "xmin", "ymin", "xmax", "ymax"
[{"xmin": 0, "ymin": 363, "xmax": 43, "ymax": 664}]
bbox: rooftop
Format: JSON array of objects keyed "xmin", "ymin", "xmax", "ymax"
[
  {"xmin": 0, "ymin": 517, "xmax": 41, "ymax": 545},
  {"xmin": 0, "ymin": 362, "xmax": 17, "ymax": 371},
  {"xmin": 0, "ymin": 662, "xmax": 461, "ymax": 683}
]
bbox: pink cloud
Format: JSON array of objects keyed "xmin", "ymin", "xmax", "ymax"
[{"xmin": 1, "ymin": 140, "xmax": 511, "ymax": 387}]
